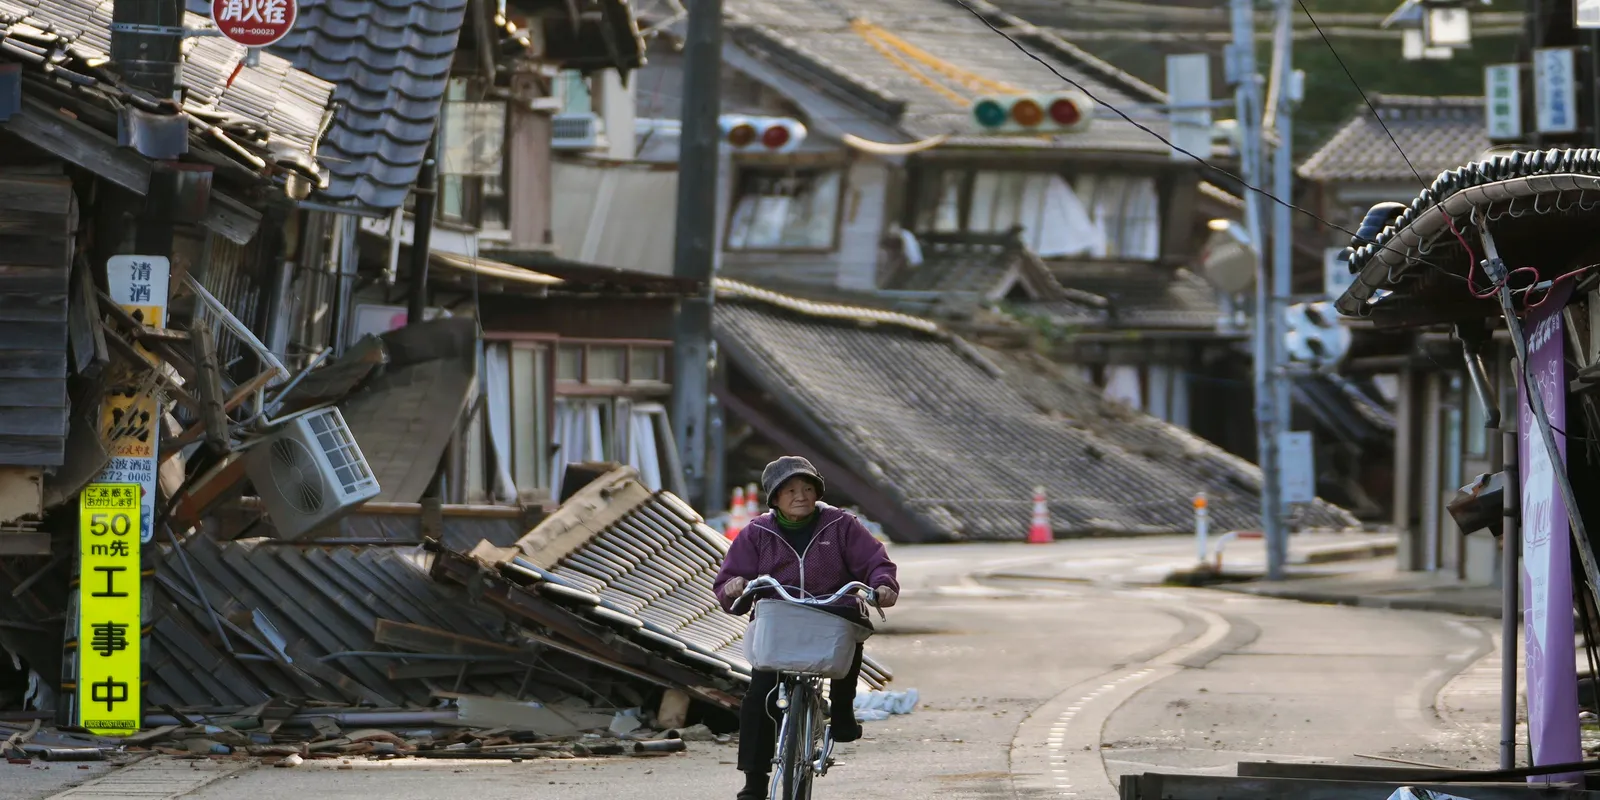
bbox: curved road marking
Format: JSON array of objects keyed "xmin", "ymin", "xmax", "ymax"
[
  {"xmin": 1008, "ymin": 593, "xmax": 1493, "ymax": 800},
  {"xmin": 1010, "ymin": 598, "xmax": 1233, "ymax": 800}
]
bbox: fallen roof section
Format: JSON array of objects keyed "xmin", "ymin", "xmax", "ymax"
[
  {"xmin": 714, "ymin": 281, "xmax": 1358, "ymax": 542},
  {"xmin": 460, "ymin": 466, "xmax": 894, "ymax": 690}
]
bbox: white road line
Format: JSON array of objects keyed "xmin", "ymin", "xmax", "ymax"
[{"xmin": 1010, "ymin": 604, "xmax": 1233, "ymax": 800}]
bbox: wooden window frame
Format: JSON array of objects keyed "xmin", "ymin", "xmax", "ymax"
[{"xmin": 723, "ymin": 161, "xmax": 849, "ymax": 255}]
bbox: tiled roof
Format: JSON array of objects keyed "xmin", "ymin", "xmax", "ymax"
[
  {"xmin": 714, "ymin": 282, "xmax": 1356, "ymax": 541},
  {"xmin": 723, "ymin": 0, "xmax": 1177, "ymax": 153},
  {"xmin": 892, "ymin": 237, "xmax": 1019, "ymax": 295},
  {"xmin": 1, "ymin": 0, "xmax": 334, "ymax": 168},
  {"xmin": 1299, "ymin": 94, "xmax": 1488, "ymax": 183},
  {"xmin": 187, "ymin": 0, "xmax": 466, "ymax": 210},
  {"xmin": 1045, "ymin": 264, "xmax": 1221, "ymax": 329},
  {"xmin": 890, "ymin": 231, "xmax": 1109, "ymax": 322}
]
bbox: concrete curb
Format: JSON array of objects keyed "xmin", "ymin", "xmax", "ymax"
[
  {"xmin": 1215, "ymin": 584, "xmax": 1502, "ymax": 619},
  {"xmin": 1296, "ymin": 540, "xmax": 1398, "ymax": 565}
]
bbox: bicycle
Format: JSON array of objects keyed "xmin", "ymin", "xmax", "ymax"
[{"xmin": 737, "ymin": 576, "xmax": 883, "ymax": 800}]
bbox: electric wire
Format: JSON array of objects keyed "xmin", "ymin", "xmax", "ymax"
[{"xmin": 947, "ymin": 0, "xmax": 1438, "ymax": 271}]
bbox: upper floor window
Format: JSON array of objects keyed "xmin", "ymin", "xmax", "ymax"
[
  {"xmin": 913, "ymin": 169, "xmax": 1162, "ymax": 261},
  {"xmin": 725, "ymin": 166, "xmax": 843, "ymax": 252},
  {"xmin": 438, "ymin": 78, "xmax": 509, "ymax": 230}
]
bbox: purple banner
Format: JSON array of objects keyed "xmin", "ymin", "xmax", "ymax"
[{"xmin": 1520, "ymin": 281, "xmax": 1580, "ymax": 783}]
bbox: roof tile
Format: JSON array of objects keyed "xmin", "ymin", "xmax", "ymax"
[
  {"xmin": 188, "ymin": 0, "xmax": 467, "ymax": 209},
  {"xmin": 725, "ymin": 0, "xmax": 1176, "ymax": 152},
  {"xmin": 1299, "ymin": 94, "xmax": 1488, "ymax": 184},
  {"xmin": 0, "ymin": 0, "xmax": 334, "ymax": 163}
]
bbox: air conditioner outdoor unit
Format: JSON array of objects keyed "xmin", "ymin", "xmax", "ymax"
[
  {"xmin": 552, "ymin": 113, "xmax": 600, "ymax": 150},
  {"xmin": 246, "ymin": 406, "xmax": 381, "ymax": 540}
]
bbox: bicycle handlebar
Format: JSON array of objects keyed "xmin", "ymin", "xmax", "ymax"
[{"xmin": 739, "ymin": 575, "xmax": 878, "ymax": 607}]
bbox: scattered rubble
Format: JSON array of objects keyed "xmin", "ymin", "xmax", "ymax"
[{"xmin": 1, "ymin": 463, "xmax": 892, "ymax": 766}]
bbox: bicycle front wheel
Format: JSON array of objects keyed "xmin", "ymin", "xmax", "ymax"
[{"xmin": 772, "ymin": 682, "xmax": 815, "ymax": 800}]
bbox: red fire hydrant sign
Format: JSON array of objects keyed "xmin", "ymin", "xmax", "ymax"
[{"xmin": 211, "ymin": 0, "xmax": 296, "ymax": 48}]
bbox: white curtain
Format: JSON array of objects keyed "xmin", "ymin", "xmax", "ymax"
[
  {"xmin": 965, "ymin": 172, "xmax": 1102, "ymax": 258},
  {"xmin": 1034, "ymin": 175, "xmax": 1101, "ymax": 258},
  {"xmin": 483, "ymin": 344, "xmax": 518, "ymax": 504},
  {"xmin": 628, "ymin": 408, "xmax": 663, "ymax": 491},
  {"xmin": 1075, "ymin": 175, "xmax": 1161, "ymax": 260},
  {"xmin": 1104, "ymin": 365, "xmax": 1143, "ymax": 410}
]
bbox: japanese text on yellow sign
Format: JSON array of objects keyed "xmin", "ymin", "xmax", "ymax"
[{"xmin": 78, "ymin": 484, "xmax": 141, "ymax": 735}]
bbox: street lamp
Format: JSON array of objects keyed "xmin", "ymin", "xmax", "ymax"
[{"xmin": 1200, "ymin": 219, "xmax": 1256, "ymax": 295}]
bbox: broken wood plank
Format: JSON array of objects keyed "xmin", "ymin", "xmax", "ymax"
[
  {"xmin": 98, "ymin": 321, "xmax": 197, "ymax": 409},
  {"xmin": 371, "ymin": 619, "xmax": 522, "ymax": 657},
  {"xmin": 67, "ymin": 258, "xmax": 106, "ymax": 379},
  {"xmin": 160, "ymin": 369, "xmax": 276, "ymax": 463},
  {"xmin": 190, "ymin": 326, "xmax": 229, "ymax": 453}
]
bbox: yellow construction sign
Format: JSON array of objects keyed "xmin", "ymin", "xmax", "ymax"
[{"xmin": 77, "ymin": 483, "xmax": 141, "ymax": 736}]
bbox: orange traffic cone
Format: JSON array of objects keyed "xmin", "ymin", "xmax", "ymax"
[
  {"xmin": 1027, "ymin": 487, "xmax": 1052, "ymax": 544},
  {"xmin": 744, "ymin": 483, "xmax": 761, "ymax": 522},
  {"xmin": 726, "ymin": 487, "xmax": 746, "ymax": 540}
]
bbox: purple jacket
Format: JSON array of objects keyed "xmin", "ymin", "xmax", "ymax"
[{"xmin": 714, "ymin": 504, "xmax": 899, "ymax": 616}]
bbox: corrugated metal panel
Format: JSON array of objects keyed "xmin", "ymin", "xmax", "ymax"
[
  {"xmin": 196, "ymin": 234, "xmax": 262, "ymax": 378},
  {"xmin": 148, "ymin": 538, "xmax": 529, "ymax": 709}
]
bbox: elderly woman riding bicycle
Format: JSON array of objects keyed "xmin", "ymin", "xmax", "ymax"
[{"xmin": 714, "ymin": 456, "xmax": 900, "ymax": 800}]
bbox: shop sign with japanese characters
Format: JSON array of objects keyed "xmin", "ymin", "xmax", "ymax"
[
  {"xmin": 1534, "ymin": 47, "xmax": 1578, "ymax": 135},
  {"xmin": 77, "ymin": 484, "xmax": 141, "ymax": 736},
  {"xmin": 211, "ymin": 0, "xmax": 297, "ymax": 48},
  {"xmin": 100, "ymin": 255, "xmax": 170, "ymax": 544}
]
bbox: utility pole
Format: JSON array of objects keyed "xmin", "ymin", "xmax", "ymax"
[
  {"xmin": 1227, "ymin": 0, "xmax": 1285, "ymax": 579},
  {"xmin": 1267, "ymin": 0, "xmax": 1295, "ymax": 579},
  {"xmin": 407, "ymin": 136, "xmax": 439, "ymax": 326},
  {"xmin": 670, "ymin": 0, "xmax": 724, "ymax": 510}
]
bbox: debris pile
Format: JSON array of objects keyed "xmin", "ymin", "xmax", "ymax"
[
  {"xmin": 92, "ymin": 708, "xmax": 731, "ymax": 764},
  {"xmin": 1, "ymin": 463, "xmax": 893, "ymax": 757}
]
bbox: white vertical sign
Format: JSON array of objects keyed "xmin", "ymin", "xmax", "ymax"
[
  {"xmin": 1535, "ymin": 47, "xmax": 1578, "ymax": 135},
  {"xmin": 1165, "ymin": 53, "xmax": 1213, "ymax": 163},
  {"xmin": 101, "ymin": 255, "xmax": 171, "ymax": 544},
  {"xmin": 1324, "ymin": 247, "xmax": 1355, "ymax": 301},
  {"xmin": 1578, "ymin": 0, "xmax": 1600, "ymax": 29},
  {"xmin": 1280, "ymin": 431, "xmax": 1316, "ymax": 505},
  {"xmin": 1485, "ymin": 64, "xmax": 1522, "ymax": 140}
]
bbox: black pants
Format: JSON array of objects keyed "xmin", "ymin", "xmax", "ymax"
[{"xmin": 737, "ymin": 643, "xmax": 864, "ymax": 773}]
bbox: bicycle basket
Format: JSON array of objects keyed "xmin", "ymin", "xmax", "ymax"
[{"xmin": 744, "ymin": 599, "xmax": 870, "ymax": 678}]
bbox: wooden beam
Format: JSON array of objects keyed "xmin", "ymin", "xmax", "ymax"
[
  {"xmin": 1, "ymin": 97, "xmax": 260, "ymax": 244},
  {"xmin": 159, "ymin": 368, "xmax": 277, "ymax": 462},
  {"xmin": 190, "ymin": 325, "xmax": 229, "ymax": 453}
]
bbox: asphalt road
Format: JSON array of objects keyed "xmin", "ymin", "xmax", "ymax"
[{"xmin": 31, "ymin": 535, "xmax": 1500, "ymax": 800}]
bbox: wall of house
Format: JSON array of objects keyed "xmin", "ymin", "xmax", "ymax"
[{"xmin": 0, "ymin": 165, "xmax": 75, "ymax": 474}]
